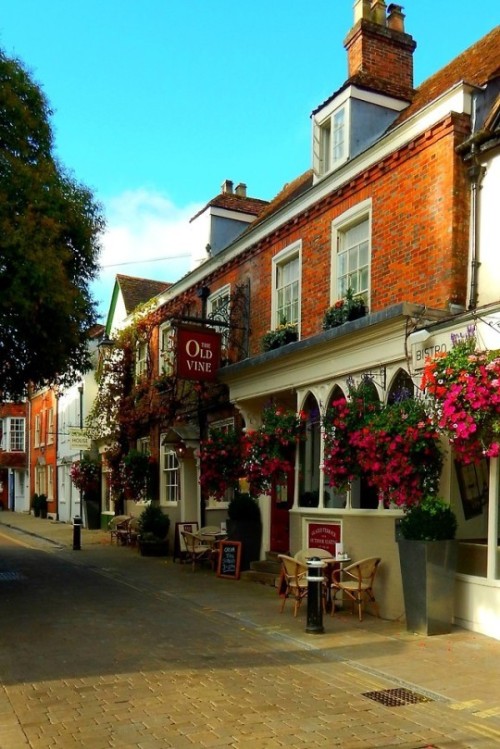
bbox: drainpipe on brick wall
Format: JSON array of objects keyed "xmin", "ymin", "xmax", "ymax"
[{"xmin": 467, "ymin": 146, "xmax": 485, "ymax": 311}]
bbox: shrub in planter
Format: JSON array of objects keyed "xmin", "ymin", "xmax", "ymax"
[
  {"xmin": 399, "ymin": 495, "xmax": 457, "ymax": 541},
  {"xmin": 398, "ymin": 496, "xmax": 458, "ymax": 635},
  {"xmin": 137, "ymin": 503, "xmax": 170, "ymax": 556}
]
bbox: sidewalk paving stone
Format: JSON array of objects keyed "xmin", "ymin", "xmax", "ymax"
[{"xmin": 2, "ymin": 510, "xmax": 500, "ymax": 748}]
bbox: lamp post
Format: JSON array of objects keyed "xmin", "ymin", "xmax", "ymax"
[{"xmin": 77, "ymin": 383, "xmax": 84, "ymax": 528}]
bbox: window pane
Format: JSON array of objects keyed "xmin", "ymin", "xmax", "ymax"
[{"xmin": 359, "ymin": 240, "xmax": 369, "ymax": 267}]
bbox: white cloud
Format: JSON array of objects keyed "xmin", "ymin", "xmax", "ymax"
[{"xmin": 92, "ymin": 189, "xmax": 204, "ymax": 320}]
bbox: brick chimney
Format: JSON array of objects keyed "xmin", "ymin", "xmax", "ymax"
[
  {"xmin": 344, "ymin": 1, "xmax": 416, "ymax": 100},
  {"xmin": 221, "ymin": 179, "xmax": 234, "ymax": 195}
]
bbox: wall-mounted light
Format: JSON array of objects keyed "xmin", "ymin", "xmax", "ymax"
[
  {"xmin": 408, "ymin": 328, "xmax": 431, "ymax": 346},
  {"xmin": 174, "ymin": 441, "xmax": 187, "ymax": 459}
]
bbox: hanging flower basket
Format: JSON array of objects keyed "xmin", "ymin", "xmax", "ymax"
[
  {"xmin": 242, "ymin": 404, "xmax": 307, "ymax": 495},
  {"xmin": 70, "ymin": 456, "xmax": 101, "ymax": 493},
  {"xmin": 421, "ymin": 332, "xmax": 500, "ymax": 463},
  {"xmin": 199, "ymin": 428, "xmax": 243, "ymax": 500},
  {"xmin": 322, "ymin": 382, "xmax": 443, "ymax": 507},
  {"xmin": 120, "ymin": 449, "xmax": 157, "ymax": 501}
]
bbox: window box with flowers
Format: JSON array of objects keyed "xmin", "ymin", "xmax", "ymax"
[
  {"xmin": 243, "ymin": 404, "xmax": 307, "ymax": 496},
  {"xmin": 323, "ymin": 288, "xmax": 367, "ymax": 330},
  {"xmin": 261, "ymin": 322, "xmax": 298, "ymax": 352}
]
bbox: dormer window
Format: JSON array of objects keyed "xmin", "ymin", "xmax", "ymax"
[{"xmin": 314, "ymin": 102, "xmax": 348, "ymax": 178}]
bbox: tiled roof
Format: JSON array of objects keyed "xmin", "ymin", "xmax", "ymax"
[
  {"xmin": 312, "ymin": 26, "xmax": 500, "ymax": 127},
  {"xmin": 391, "ymin": 25, "xmax": 500, "ymax": 129},
  {"xmin": 117, "ymin": 274, "xmax": 172, "ymax": 315},
  {"xmin": 245, "ymin": 170, "xmax": 314, "ymax": 232},
  {"xmin": 190, "ymin": 192, "xmax": 269, "ymax": 223}
]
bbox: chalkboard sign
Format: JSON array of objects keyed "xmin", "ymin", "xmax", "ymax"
[{"xmin": 217, "ymin": 541, "xmax": 242, "ymax": 580}]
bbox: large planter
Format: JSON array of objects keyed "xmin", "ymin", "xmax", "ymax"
[
  {"xmin": 138, "ymin": 539, "xmax": 169, "ymax": 557},
  {"xmin": 398, "ymin": 539, "xmax": 458, "ymax": 635}
]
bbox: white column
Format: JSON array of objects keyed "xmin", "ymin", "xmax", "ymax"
[{"xmin": 487, "ymin": 457, "xmax": 499, "ymax": 579}]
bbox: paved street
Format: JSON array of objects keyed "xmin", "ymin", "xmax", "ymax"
[{"xmin": 1, "ymin": 513, "xmax": 500, "ymax": 748}]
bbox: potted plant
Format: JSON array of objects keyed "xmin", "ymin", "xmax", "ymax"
[
  {"xmin": 397, "ymin": 495, "xmax": 458, "ymax": 635},
  {"xmin": 137, "ymin": 503, "xmax": 170, "ymax": 556},
  {"xmin": 226, "ymin": 491, "xmax": 262, "ymax": 571}
]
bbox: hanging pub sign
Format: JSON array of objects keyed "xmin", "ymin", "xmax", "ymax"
[{"xmin": 176, "ymin": 325, "xmax": 221, "ymax": 382}]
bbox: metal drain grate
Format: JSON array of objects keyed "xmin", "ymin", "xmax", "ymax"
[
  {"xmin": 0, "ymin": 571, "xmax": 25, "ymax": 581},
  {"xmin": 363, "ymin": 687, "xmax": 433, "ymax": 707}
]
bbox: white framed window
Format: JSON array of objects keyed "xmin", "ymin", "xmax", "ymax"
[
  {"xmin": 137, "ymin": 437, "xmax": 150, "ymax": 455},
  {"xmin": 159, "ymin": 323, "xmax": 175, "ymax": 376},
  {"xmin": 332, "ymin": 200, "xmax": 371, "ymax": 305},
  {"xmin": 135, "ymin": 341, "xmax": 148, "ymax": 380},
  {"xmin": 47, "ymin": 408, "xmax": 54, "ymax": 445},
  {"xmin": 332, "ymin": 107, "xmax": 346, "ymax": 164},
  {"xmin": 208, "ymin": 285, "xmax": 231, "ymax": 351},
  {"xmin": 35, "ymin": 465, "xmax": 46, "ymax": 495},
  {"xmin": 314, "ymin": 102, "xmax": 348, "ymax": 177},
  {"xmin": 34, "ymin": 414, "xmax": 41, "ymax": 448},
  {"xmin": 160, "ymin": 443, "xmax": 180, "ymax": 504},
  {"xmin": 272, "ymin": 243, "xmax": 301, "ymax": 329},
  {"xmin": 1, "ymin": 418, "xmax": 25, "ymax": 451},
  {"xmin": 47, "ymin": 465, "xmax": 54, "ymax": 501}
]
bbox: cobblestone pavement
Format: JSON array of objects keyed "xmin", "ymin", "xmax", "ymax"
[{"xmin": 1, "ymin": 511, "xmax": 500, "ymax": 748}]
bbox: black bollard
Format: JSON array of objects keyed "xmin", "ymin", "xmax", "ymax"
[
  {"xmin": 73, "ymin": 515, "xmax": 82, "ymax": 551},
  {"xmin": 306, "ymin": 557, "xmax": 325, "ymax": 634}
]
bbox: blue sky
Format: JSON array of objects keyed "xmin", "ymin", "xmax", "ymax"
[{"xmin": 2, "ymin": 1, "xmax": 498, "ymax": 319}]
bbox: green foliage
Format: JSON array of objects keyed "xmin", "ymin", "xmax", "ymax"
[
  {"xmin": 261, "ymin": 322, "xmax": 298, "ymax": 352},
  {"xmin": 0, "ymin": 49, "xmax": 105, "ymax": 400},
  {"xmin": 323, "ymin": 288, "xmax": 367, "ymax": 329},
  {"xmin": 227, "ymin": 492, "xmax": 262, "ymax": 524},
  {"xmin": 137, "ymin": 503, "xmax": 170, "ymax": 541},
  {"xmin": 399, "ymin": 496, "xmax": 457, "ymax": 541}
]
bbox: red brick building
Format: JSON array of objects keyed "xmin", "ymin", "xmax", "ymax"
[
  {"xmin": 29, "ymin": 386, "xmax": 58, "ymax": 518},
  {"xmin": 100, "ymin": 7, "xmax": 499, "ymax": 632},
  {"xmin": 0, "ymin": 401, "xmax": 28, "ymax": 511}
]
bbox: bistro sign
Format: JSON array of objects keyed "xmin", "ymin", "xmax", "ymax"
[{"xmin": 176, "ymin": 325, "xmax": 221, "ymax": 382}]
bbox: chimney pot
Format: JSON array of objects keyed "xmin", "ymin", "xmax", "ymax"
[
  {"xmin": 221, "ymin": 179, "xmax": 233, "ymax": 194},
  {"xmin": 353, "ymin": 0, "xmax": 371, "ymax": 22},
  {"xmin": 235, "ymin": 182, "xmax": 247, "ymax": 197},
  {"xmin": 387, "ymin": 4, "xmax": 405, "ymax": 32},
  {"xmin": 370, "ymin": 0, "xmax": 387, "ymax": 25}
]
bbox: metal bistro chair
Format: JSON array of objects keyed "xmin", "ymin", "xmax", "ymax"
[
  {"xmin": 330, "ymin": 556, "xmax": 381, "ymax": 621},
  {"xmin": 181, "ymin": 530, "xmax": 212, "ymax": 571},
  {"xmin": 278, "ymin": 554, "xmax": 309, "ymax": 617}
]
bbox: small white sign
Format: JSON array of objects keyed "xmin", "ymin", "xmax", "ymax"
[{"xmin": 68, "ymin": 428, "xmax": 91, "ymax": 450}]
